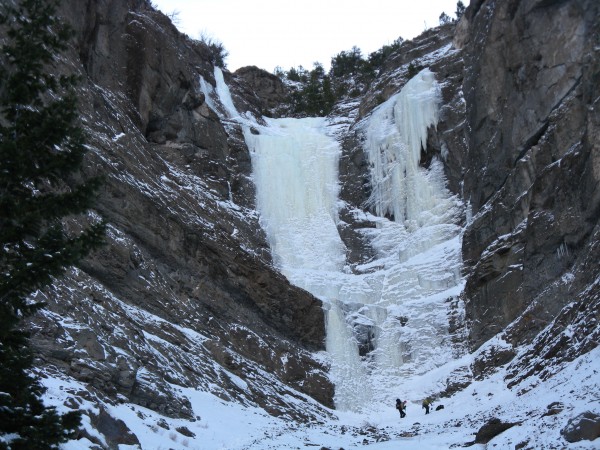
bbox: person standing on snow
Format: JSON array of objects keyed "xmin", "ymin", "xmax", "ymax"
[
  {"xmin": 395, "ymin": 398, "xmax": 406, "ymax": 418},
  {"xmin": 422, "ymin": 397, "xmax": 432, "ymax": 414}
]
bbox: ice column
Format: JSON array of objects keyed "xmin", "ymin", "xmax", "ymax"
[
  {"xmin": 245, "ymin": 117, "xmax": 345, "ymax": 274},
  {"xmin": 365, "ymin": 68, "xmax": 443, "ymax": 225}
]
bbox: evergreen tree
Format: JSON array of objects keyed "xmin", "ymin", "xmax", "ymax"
[
  {"xmin": 367, "ymin": 37, "xmax": 403, "ymax": 69},
  {"xmin": 273, "ymin": 66, "xmax": 285, "ymax": 79},
  {"xmin": 321, "ymin": 75, "xmax": 335, "ymax": 114},
  {"xmin": 303, "ymin": 65, "xmax": 322, "ymax": 116},
  {"xmin": 286, "ymin": 66, "xmax": 301, "ymax": 82},
  {"xmin": 0, "ymin": 0, "xmax": 105, "ymax": 447},
  {"xmin": 456, "ymin": 1, "xmax": 466, "ymax": 20},
  {"xmin": 331, "ymin": 46, "xmax": 364, "ymax": 77}
]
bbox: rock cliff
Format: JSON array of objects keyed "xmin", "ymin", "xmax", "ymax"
[
  {"xmin": 25, "ymin": 1, "xmax": 334, "ymax": 444},
  {"xmin": 458, "ymin": 0, "xmax": 600, "ymax": 366}
]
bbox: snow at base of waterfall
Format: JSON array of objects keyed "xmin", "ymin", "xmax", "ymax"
[{"xmin": 44, "ymin": 344, "xmax": 600, "ymax": 449}]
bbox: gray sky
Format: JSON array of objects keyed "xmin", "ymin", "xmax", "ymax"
[{"xmin": 152, "ymin": 0, "xmax": 460, "ymax": 72}]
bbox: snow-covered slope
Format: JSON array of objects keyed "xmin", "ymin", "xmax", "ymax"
[{"xmin": 40, "ymin": 336, "xmax": 600, "ymax": 449}]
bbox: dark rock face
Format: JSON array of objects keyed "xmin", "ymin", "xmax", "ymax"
[
  {"xmin": 337, "ymin": 127, "xmax": 377, "ymax": 267},
  {"xmin": 471, "ymin": 343, "xmax": 515, "ymax": 380},
  {"xmin": 25, "ymin": 0, "xmax": 333, "ymax": 435},
  {"xmin": 561, "ymin": 411, "xmax": 600, "ymax": 443},
  {"xmin": 234, "ymin": 65, "xmax": 289, "ymax": 116},
  {"xmin": 474, "ymin": 417, "xmax": 519, "ymax": 444},
  {"xmin": 459, "ymin": 0, "xmax": 600, "ymax": 350}
]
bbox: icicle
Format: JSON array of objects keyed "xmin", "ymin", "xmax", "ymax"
[
  {"xmin": 557, "ymin": 242, "xmax": 569, "ymax": 259},
  {"xmin": 364, "ymin": 68, "xmax": 443, "ymax": 224},
  {"xmin": 199, "ymin": 75, "xmax": 218, "ymax": 115},
  {"xmin": 199, "ymin": 67, "xmax": 246, "ymax": 123},
  {"xmin": 213, "ymin": 67, "xmax": 241, "ymax": 120}
]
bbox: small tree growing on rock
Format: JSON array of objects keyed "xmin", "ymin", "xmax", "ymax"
[
  {"xmin": 456, "ymin": 1, "xmax": 466, "ymax": 20},
  {"xmin": 199, "ymin": 31, "xmax": 229, "ymax": 68}
]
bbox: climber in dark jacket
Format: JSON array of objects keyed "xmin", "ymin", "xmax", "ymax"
[{"xmin": 396, "ymin": 398, "xmax": 406, "ymax": 418}]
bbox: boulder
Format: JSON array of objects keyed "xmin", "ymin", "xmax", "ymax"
[
  {"xmin": 234, "ymin": 65, "xmax": 288, "ymax": 115},
  {"xmin": 92, "ymin": 409, "xmax": 140, "ymax": 448},
  {"xmin": 475, "ymin": 417, "xmax": 519, "ymax": 444},
  {"xmin": 561, "ymin": 411, "xmax": 600, "ymax": 443}
]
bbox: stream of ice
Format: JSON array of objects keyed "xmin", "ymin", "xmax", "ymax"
[{"xmin": 202, "ymin": 67, "xmax": 465, "ymax": 411}]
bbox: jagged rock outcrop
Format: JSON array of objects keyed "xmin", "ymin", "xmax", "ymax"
[{"xmin": 234, "ymin": 65, "xmax": 288, "ymax": 116}]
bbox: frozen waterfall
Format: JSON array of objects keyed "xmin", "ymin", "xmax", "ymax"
[
  {"xmin": 366, "ymin": 68, "xmax": 444, "ymax": 224},
  {"xmin": 202, "ymin": 67, "xmax": 464, "ymax": 412},
  {"xmin": 247, "ymin": 118, "xmax": 345, "ymax": 274},
  {"xmin": 244, "ymin": 118, "xmax": 373, "ymax": 410}
]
